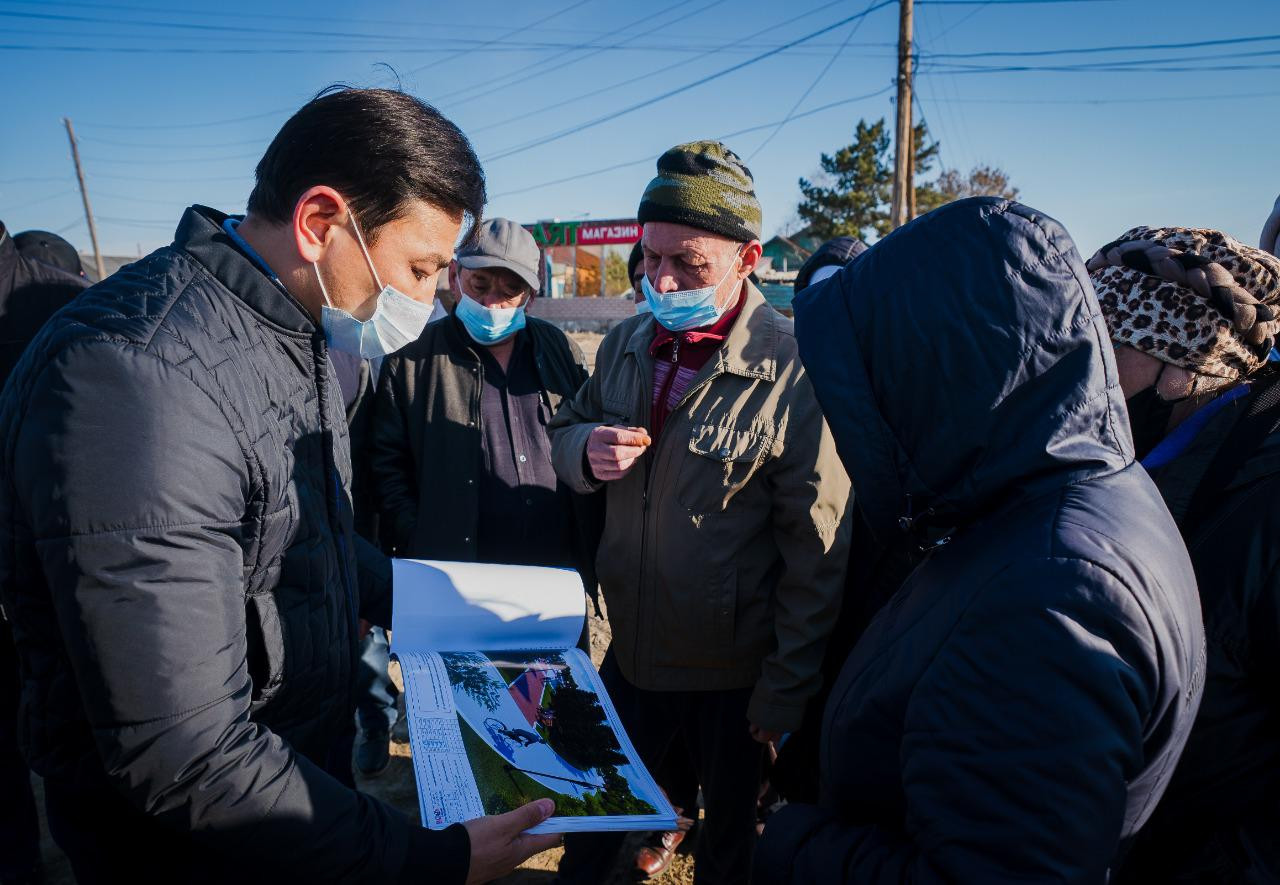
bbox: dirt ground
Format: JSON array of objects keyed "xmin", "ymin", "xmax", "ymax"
[{"xmin": 567, "ymin": 331, "xmax": 605, "ymax": 371}]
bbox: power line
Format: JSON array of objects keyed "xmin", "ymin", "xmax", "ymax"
[
  {"xmin": 402, "ymin": 0, "xmax": 594, "ymax": 78},
  {"xmin": 90, "ymin": 171, "xmax": 248, "ymax": 183},
  {"xmin": 490, "ymin": 85, "xmax": 893, "ymax": 199},
  {"xmin": 925, "ymin": 0, "xmax": 991, "ymax": 42},
  {"xmin": 0, "ymin": 38, "xmax": 893, "ymax": 56},
  {"xmin": 84, "ymin": 106, "xmax": 292, "ymax": 131},
  {"xmin": 82, "ymin": 151, "xmax": 262, "ymax": 166},
  {"xmin": 466, "ymin": 0, "xmax": 853, "ymax": 138},
  {"xmin": 748, "ymin": 1, "xmax": 877, "ymax": 162},
  {"xmin": 922, "ymin": 49, "xmax": 1280, "ymax": 74},
  {"xmin": 0, "ymin": 0, "xmax": 617, "ymax": 36},
  {"xmin": 437, "ymin": 0, "xmax": 728, "ymax": 110},
  {"xmin": 483, "ymin": 2, "xmax": 898, "ymax": 164},
  {"xmin": 53, "ymin": 217, "xmax": 86, "ymax": 235},
  {"xmin": 0, "ymin": 189, "xmax": 79, "ymax": 214},
  {"xmin": 901, "ymin": 88, "xmax": 1280, "ymax": 104},
  {"xmin": 914, "ymin": 7, "xmax": 978, "ymax": 171},
  {"xmin": 926, "ymin": 32, "xmax": 1280, "ymax": 59},
  {"xmin": 0, "ymin": 7, "xmax": 473, "ymax": 43},
  {"xmin": 78, "ymin": 0, "xmax": 595, "ymax": 131},
  {"xmin": 0, "ymin": 176, "xmax": 74, "ymax": 184},
  {"xmin": 80, "ymin": 134, "xmax": 267, "ymax": 149},
  {"xmin": 95, "ymin": 215, "xmax": 180, "ymax": 229}
]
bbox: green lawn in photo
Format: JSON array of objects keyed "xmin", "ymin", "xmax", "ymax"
[{"xmin": 456, "ymin": 713, "xmax": 563, "ymax": 816}]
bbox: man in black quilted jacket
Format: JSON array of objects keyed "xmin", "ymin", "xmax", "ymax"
[{"xmin": 0, "ymin": 88, "xmax": 557, "ymax": 885}]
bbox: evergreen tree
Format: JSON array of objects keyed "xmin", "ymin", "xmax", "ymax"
[{"xmin": 797, "ymin": 119, "xmax": 893, "ymax": 240}]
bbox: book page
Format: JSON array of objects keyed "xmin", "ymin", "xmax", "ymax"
[
  {"xmin": 391, "ymin": 559, "xmax": 585, "ymax": 653},
  {"xmin": 401, "ymin": 646, "xmax": 676, "ymax": 835}
]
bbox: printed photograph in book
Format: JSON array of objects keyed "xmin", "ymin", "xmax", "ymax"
[{"xmin": 439, "ymin": 650, "xmax": 661, "ymax": 818}]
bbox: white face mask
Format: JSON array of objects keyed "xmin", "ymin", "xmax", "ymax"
[
  {"xmin": 313, "ymin": 212, "xmax": 433, "ymax": 359},
  {"xmin": 641, "ymin": 247, "xmax": 742, "ymax": 331}
]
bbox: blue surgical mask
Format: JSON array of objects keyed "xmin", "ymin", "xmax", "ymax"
[
  {"xmin": 313, "ymin": 213, "xmax": 433, "ymax": 359},
  {"xmin": 641, "ymin": 249, "xmax": 742, "ymax": 331},
  {"xmin": 635, "ymin": 298, "xmax": 652, "ymax": 316},
  {"xmin": 454, "ymin": 283, "xmax": 527, "ymax": 345}
]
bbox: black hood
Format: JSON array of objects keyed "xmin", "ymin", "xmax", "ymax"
[
  {"xmin": 794, "ymin": 235, "xmax": 867, "ymax": 292},
  {"xmin": 794, "ymin": 197, "xmax": 1132, "ymax": 543}
]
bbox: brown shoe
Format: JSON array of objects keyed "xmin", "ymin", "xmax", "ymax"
[{"xmin": 634, "ymin": 828, "xmax": 686, "ymax": 879}]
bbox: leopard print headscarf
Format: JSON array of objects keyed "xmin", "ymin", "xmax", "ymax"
[{"xmin": 1088, "ymin": 226, "xmax": 1280, "ymax": 381}]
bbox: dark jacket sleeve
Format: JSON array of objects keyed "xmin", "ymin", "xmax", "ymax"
[
  {"xmin": 755, "ymin": 558, "xmax": 1151, "ymax": 884},
  {"xmin": 356, "ymin": 533, "xmax": 393, "ymax": 629},
  {"xmin": 370, "ymin": 352, "xmax": 419, "ymax": 554},
  {"xmin": 13, "ymin": 341, "xmax": 467, "ymax": 884}
]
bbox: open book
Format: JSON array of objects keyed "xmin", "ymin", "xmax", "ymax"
[{"xmin": 391, "ymin": 559, "xmax": 678, "ymax": 835}]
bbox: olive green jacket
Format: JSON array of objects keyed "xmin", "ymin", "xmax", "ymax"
[{"xmin": 549, "ymin": 283, "xmax": 852, "ymax": 732}]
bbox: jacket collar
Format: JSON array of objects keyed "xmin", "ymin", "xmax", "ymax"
[
  {"xmin": 176, "ymin": 205, "xmax": 317, "ymax": 336},
  {"xmin": 0, "ymin": 223, "xmax": 17, "ymax": 290},
  {"xmin": 625, "ymin": 280, "xmax": 778, "ymax": 382}
]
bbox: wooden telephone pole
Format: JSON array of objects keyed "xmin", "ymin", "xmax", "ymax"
[
  {"xmin": 63, "ymin": 117, "xmax": 105, "ymax": 281},
  {"xmin": 889, "ymin": 0, "xmax": 914, "ymax": 230}
]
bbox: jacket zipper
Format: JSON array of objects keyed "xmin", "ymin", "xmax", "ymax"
[
  {"xmin": 315, "ymin": 337, "xmax": 359, "ymax": 640},
  {"xmin": 633, "ymin": 336, "xmax": 720, "ymax": 678},
  {"xmin": 634, "ymin": 355, "xmax": 654, "ymax": 679}
]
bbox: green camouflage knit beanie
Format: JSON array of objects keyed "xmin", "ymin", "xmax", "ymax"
[{"xmin": 637, "ymin": 141, "xmax": 762, "ymax": 242}]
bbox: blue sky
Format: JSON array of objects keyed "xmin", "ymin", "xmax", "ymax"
[{"xmin": 1, "ymin": 0, "xmax": 1277, "ymax": 258}]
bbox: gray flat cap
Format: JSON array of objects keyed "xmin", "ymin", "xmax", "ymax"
[{"xmin": 456, "ymin": 218, "xmax": 541, "ymax": 293}]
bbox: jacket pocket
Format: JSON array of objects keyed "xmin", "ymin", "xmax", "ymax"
[
  {"xmin": 244, "ymin": 592, "xmax": 286, "ymax": 705},
  {"xmin": 676, "ymin": 423, "xmax": 771, "ymax": 514}
]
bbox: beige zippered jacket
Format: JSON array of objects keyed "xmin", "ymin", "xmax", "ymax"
[{"xmin": 549, "ymin": 282, "xmax": 852, "ymax": 732}]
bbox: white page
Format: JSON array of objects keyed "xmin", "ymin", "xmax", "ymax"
[{"xmin": 391, "ymin": 559, "xmax": 585, "ymax": 653}]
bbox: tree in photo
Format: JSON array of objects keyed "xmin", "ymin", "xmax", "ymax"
[
  {"xmin": 545, "ymin": 670, "xmax": 628, "ymax": 772},
  {"xmin": 440, "ymin": 652, "xmax": 502, "ymax": 712},
  {"xmin": 604, "ymin": 250, "xmax": 631, "ymax": 296}
]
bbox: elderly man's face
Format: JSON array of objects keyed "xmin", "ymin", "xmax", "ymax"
[
  {"xmin": 641, "ymin": 221, "xmax": 761, "ymax": 309},
  {"xmin": 449, "ymin": 263, "xmax": 532, "ymax": 310}
]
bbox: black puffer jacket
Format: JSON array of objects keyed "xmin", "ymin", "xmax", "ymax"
[
  {"xmin": 1118, "ymin": 372, "xmax": 1280, "ymax": 883},
  {"xmin": 0, "ymin": 206, "xmax": 466, "ymax": 883},
  {"xmin": 754, "ymin": 198, "xmax": 1205, "ymax": 883}
]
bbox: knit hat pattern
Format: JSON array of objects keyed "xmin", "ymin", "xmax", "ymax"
[
  {"xmin": 637, "ymin": 141, "xmax": 762, "ymax": 242},
  {"xmin": 1088, "ymin": 226, "xmax": 1280, "ymax": 381}
]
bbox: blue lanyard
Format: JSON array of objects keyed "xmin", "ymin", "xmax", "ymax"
[{"xmin": 1142, "ymin": 385, "xmax": 1251, "ymax": 471}]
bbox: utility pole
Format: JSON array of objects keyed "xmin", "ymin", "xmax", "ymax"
[
  {"xmin": 63, "ymin": 117, "xmax": 105, "ymax": 281},
  {"xmin": 889, "ymin": 0, "xmax": 914, "ymax": 230}
]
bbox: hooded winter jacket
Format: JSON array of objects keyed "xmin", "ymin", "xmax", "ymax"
[
  {"xmin": 754, "ymin": 198, "xmax": 1205, "ymax": 883},
  {"xmin": 0, "ymin": 206, "xmax": 468, "ymax": 883},
  {"xmin": 0, "ymin": 222, "xmax": 88, "ymax": 384}
]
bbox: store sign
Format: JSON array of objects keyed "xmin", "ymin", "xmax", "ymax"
[
  {"xmin": 577, "ymin": 221, "xmax": 641, "ymax": 245},
  {"xmin": 524, "ymin": 219, "xmax": 641, "ymax": 247}
]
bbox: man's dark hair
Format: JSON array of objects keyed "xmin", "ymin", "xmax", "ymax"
[{"xmin": 247, "ymin": 86, "xmax": 486, "ymax": 242}]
